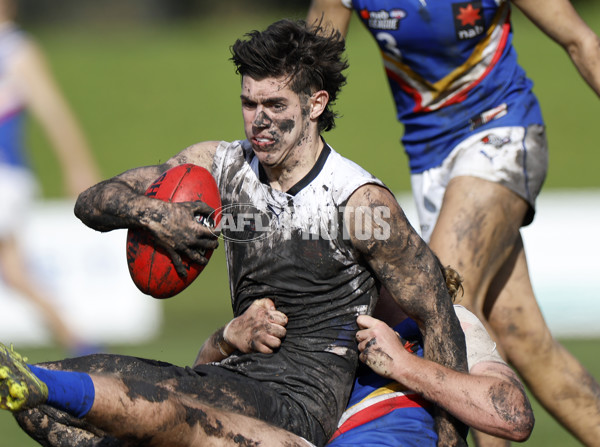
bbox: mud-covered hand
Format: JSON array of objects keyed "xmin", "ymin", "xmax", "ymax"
[
  {"xmin": 146, "ymin": 200, "xmax": 219, "ymax": 278},
  {"xmin": 356, "ymin": 314, "xmax": 417, "ymax": 380},
  {"xmin": 225, "ymin": 298, "xmax": 288, "ymax": 354}
]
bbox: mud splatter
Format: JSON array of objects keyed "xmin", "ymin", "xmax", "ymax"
[{"xmin": 277, "ymin": 119, "xmax": 295, "ymax": 134}]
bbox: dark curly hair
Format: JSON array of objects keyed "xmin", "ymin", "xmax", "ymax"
[{"xmin": 230, "ymin": 19, "xmax": 348, "ymax": 132}]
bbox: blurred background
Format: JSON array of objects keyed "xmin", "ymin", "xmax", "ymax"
[{"xmin": 1, "ymin": 1, "xmax": 599, "ymax": 445}]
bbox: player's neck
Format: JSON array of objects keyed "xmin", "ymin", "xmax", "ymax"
[{"xmin": 261, "ymin": 134, "xmax": 324, "ymax": 193}]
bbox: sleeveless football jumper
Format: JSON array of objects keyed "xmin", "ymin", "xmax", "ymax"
[{"xmin": 208, "ymin": 139, "xmax": 386, "ymax": 443}]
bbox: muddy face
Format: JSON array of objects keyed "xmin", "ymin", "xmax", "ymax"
[{"xmin": 240, "ymin": 75, "xmax": 313, "ymax": 170}]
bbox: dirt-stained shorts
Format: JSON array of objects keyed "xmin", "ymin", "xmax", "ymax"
[
  {"xmin": 33, "ymin": 355, "xmax": 323, "ymax": 446},
  {"xmin": 192, "ymin": 363, "xmax": 324, "ymax": 445},
  {"xmin": 0, "ymin": 165, "xmax": 38, "ymax": 240},
  {"xmin": 410, "ymin": 125, "xmax": 548, "ymax": 242}
]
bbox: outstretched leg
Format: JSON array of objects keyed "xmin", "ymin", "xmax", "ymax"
[{"xmin": 2, "ymin": 348, "xmax": 314, "ymax": 447}]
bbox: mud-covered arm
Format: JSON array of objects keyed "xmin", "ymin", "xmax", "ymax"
[
  {"xmin": 344, "ymin": 184, "xmax": 468, "ymax": 447},
  {"xmin": 356, "ymin": 314, "xmax": 534, "ymax": 441},
  {"xmin": 512, "ymin": 0, "xmax": 600, "ymax": 96},
  {"xmin": 74, "ymin": 141, "xmax": 220, "ymax": 270},
  {"xmin": 306, "ymin": 0, "xmax": 353, "ymax": 37},
  {"xmin": 194, "ymin": 298, "xmax": 288, "ymax": 366}
]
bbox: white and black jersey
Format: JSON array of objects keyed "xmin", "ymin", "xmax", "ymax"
[{"xmin": 210, "ymin": 139, "xmax": 386, "ymax": 442}]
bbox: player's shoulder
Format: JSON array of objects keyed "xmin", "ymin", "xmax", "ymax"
[
  {"xmin": 327, "ymin": 147, "xmax": 367, "ymax": 175},
  {"xmin": 324, "ymin": 147, "xmax": 389, "ymax": 207},
  {"xmin": 326, "ymin": 144, "xmax": 385, "ymax": 186},
  {"xmin": 183, "ymin": 140, "xmax": 221, "ymax": 155},
  {"xmin": 172, "ymin": 141, "xmax": 221, "ymax": 170}
]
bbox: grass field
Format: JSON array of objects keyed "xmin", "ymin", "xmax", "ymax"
[{"xmin": 2, "ymin": 4, "xmax": 600, "ymax": 446}]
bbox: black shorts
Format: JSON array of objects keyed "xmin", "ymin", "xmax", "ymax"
[{"xmin": 40, "ymin": 354, "xmax": 326, "ymax": 445}]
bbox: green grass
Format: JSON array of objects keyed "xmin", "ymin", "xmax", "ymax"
[
  {"xmin": 26, "ymin": 6, "xmax": 600, "ymax": 196},
  {"xmin": 2, "ymin": 5, "xmax": 600, "ymax": 446}
]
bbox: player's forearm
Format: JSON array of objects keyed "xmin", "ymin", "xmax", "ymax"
[
  {"xmin": 74, "ymin": 174, "xmax": 165, "ymax": 232},
  {"xmin": 513, "ymin": 0, "xmax": 600, "ymax": 97},
  {"xmin": 567, "ymin": 31, "xmax": 600, "ymax": 97},
  {"xmin": 194, "ymin": 326, "xmax": 232, "ymax": 366},
  {"xmin": 391, "ymin": 357, "xmax": 533, "ymax": 441},
  {"xmin": 422, "ymin": 292, "xmax": 467, "ymax": 371},
  {"xmin": 403, "ymin": 256, "xmax": 467, "ymax": 372},
  {"xmin": 411, "ymin": 272, "xmax": 468, "ymax": 446},
  {"xmin": 306, "ymin": 0, "xmax": 352, "ymax": 37},
  {"xmin": 425, "ymin": 309, "xmax": 469, "ymax": 445}
]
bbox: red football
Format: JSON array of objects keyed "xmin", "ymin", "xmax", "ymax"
[{"xmin": 126, "ymin": 164, "xmax": 221, "ymax": 298}]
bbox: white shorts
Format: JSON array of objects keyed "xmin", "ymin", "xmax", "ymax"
[
  {"xmin": 411, "ymin": 125, "xmax": 548, "ymax": 242},
  {"xmin": 0, "ymin": 165, "xmax": 38, "ymax": 240}
]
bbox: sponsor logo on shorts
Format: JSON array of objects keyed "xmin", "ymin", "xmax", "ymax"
[
  {"xmin": 481, "ymin": 134, "xmax": 511, "ymax": 148},
  {"xmin": 205, "ymin": 204, "xmax": 391, "ymax": 243},
  {"xmin": 359, "ymin": 8, "xmax": 406, "ymax": 30},
  {"xmin": 478, "ymin": 133, "xmax": 512, "ymax": 161},
  {"xmin": 453, "ymin": 2, "xmax": 485, "ymax": 40}
]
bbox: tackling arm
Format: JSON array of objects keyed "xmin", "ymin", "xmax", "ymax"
[{"xmin": 356, "ymin": 313, "xmax": 534, "ymax": 441}]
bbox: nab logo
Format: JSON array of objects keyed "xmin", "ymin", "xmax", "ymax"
[
  {"xmin": 360, "ymin": 8, "xmax": 406, "ymax": 31},
  {"xmin": 452, "ymin": 2, "xmax": 485, "ymax": 40}
]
